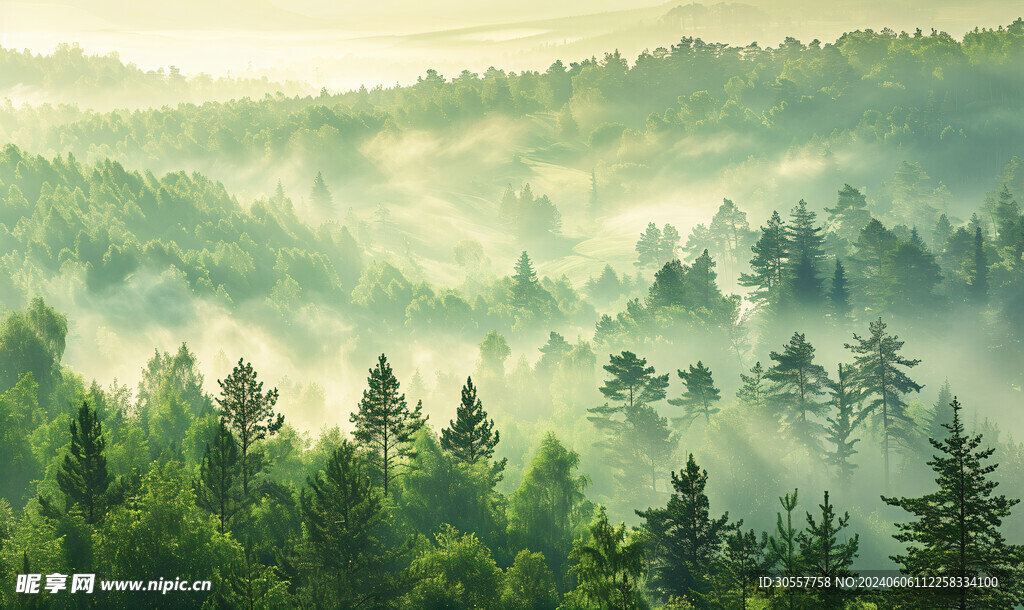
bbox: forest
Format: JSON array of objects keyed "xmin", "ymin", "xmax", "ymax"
[{"xmin": 0, "ymin": 11, "xmax": 1023, "ymax": 609}]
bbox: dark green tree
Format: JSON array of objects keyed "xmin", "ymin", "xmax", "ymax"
[
  {"xmin": 786, "ymin": 199, "xmax": 826, "ymax": 306},
  {"xmin": 299, "ymin": 440, "xmax": 412, "ymax": 607},
  {"xmin": 669, "ymin": 361, "xmax": 721, "ymax": 426},
  {"xmin": 685, "ymin": 249, "xmax": 722, "ymax": 309},
  {"xmin": 194, "ymin": 421, "xmax": 243, "ymax": 534},
  {"xmin": 766, "ymin": 332, "xmax": 830, "ymax": 456},
  {"xmin": 350, "ymin": 354, "xmax": 424, "ymax": 496},
  {"xmin": 739, "ymin": 210, "xmax": 788, "ymax": 307},
  {"xmin": 637, "ymin": 453, "xmax": 732, "ymax": 602},
  {"xmin": 502, "ymin": 550, "xmax": 558, "ymax": 610},
  {"xmin": 563, "ymin": 507, "xmax": 649, "ymax": 609},
  {"xmin": 216, "ymin": 358, "xmax": 283, "ymax": 499},
  {"xmin": 767, "ymin": 489, "xmax": 800, "ymax": 577},
  {"xmin": 881, "ymin": 398, "xmax": 1023, "ymax": 609},
  {"xmin": 440, "ymin": 377, "xmax": 504, "ymax": 470},
  {"xmin": 797, "ymin": 491, "xmax": 859, "ymax": 601},
  {"xmin": 57, "ymin": 401, "xmax": 111, "ymax": 524},
  {"xmin": 844, "ymin": 318, "xmax": 922, "ymax": 490},
  {"xmin": 969, "ymin": 226, "xmax": 988, "ymax": 303},
  {"xmin": 597, "ymin": 351, "xmax": 669, "ymax": 409},
  {"xmin": 713, "ymin": 527, "xmax": 768, "ymax": 610},
  {"xmin": 646, "ymin": 259, "xmax": 688, "ymax": 308},
  {"xmin": 828, "ymin": 258, "xmax": 852, "ymax": 322},
  {"xmin": 512, "ymin": 251, "xmax": 541, "ymax": 308}
]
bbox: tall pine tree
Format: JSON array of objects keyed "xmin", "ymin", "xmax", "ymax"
[
  {"xmin": 440, "ymin": 377, "xmax": 505, "ymax": 473},
  {"xmin": 882, "ymin": 398, "xmax": 1022, "ymax": 608},
  {"xmin": 825, "ymin": 364, "xmax": 865, "ymax": 486},
  {"xmin": 216, "ymin": 358, "xmax": 283, "ymax": 499},
  {"xmin": 669, "ymin": 361, "xmax": 721, "ymax": 426},
  {"xmin": 57, "ymin": 401, "xmax": 111, "ymax": 524},
  {"xmin": 195, "ymin": 421, "xmax": 243, "ymax": 534},
  {"xmin": 766, "ymin": 332, "xmax": 830, "ymax": 457},
  {"xmin": 351, "ymin": 354, "xmax": 424, "ymax": 496}
]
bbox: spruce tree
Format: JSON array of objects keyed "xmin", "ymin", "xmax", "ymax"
[
  {"xmin": 969, "ymin": 226, "xmax": 988, "ymax": 303},
  {"xmin": 440, "ymin": 377, "xmax": 503, "ymax": 469},
  {"xmin": 825, "ymin": 364, "xmax": 865, "ymax": 486},
  {"xmin": 686, "ymin": 249, "xmax": 721, "ymax": 309},
  {"xmin": 797, "ymin": 491, "xmax": 859, "ymax": 588},
  {"xmin": 882, "ymin": 398, "xmax": 1023, "ymax": 609},
  {"xmin": 310, "ymin": 171, "xmax": 333, "ymax": 212},
  {"xmin": 512, "ymin": 251, "xmax": 540, "ymax": 308},
  {"xmin": 300, "ymin": 440, "xmax": 412, "ymax": 606},
  {"xmin": 350, "ymin": 354, "xmax": 424, "ymax": 496},
  {"xmin": 739, "ymin": 210, "xmax": 789, "ymax": 307},
  {"xmin": 635, "ymin": 223, "xmax": 663, "ymax": 268},
  {"xmin": 786, "ymin": 199, "xmax": 826, "ymax": 306},
  {"xmin": 766, "ymin": 332, "xmax": 830, "ymax": 456},
  {"xmin": 844, "ymin": 318, "xmax": 922, "ymax": 490},
  {"xmin": 216, "ymin": 358, "xmax": 283, "ymax": 499},
  {"xmin": 768, "ymin": 489, "xmax": 800, "ymax": 577},
  {"xmin": 195, "ymin": 421, "xmax": 243, "ymax": 534},
  {"xmin": 637, "ymin": 454, "xmax": 732, "ymax": 602},
  {"xmin": 828, "ymin": 258, "xmax": 852, "ymax": 322},
  {"xmin": 669, "ymin": 361, "xmax": 721, "ymax": 426},
  {"xmin": 57, "ymin": 401, "xmax": 111, "ymax": 524}
]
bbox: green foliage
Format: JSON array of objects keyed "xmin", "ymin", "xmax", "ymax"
[
  {"xmin": 299, "ymin": 439, "xmax": 413, "ymax": 607},
  {"xmin": 766, "ymin": 332, "xmax": 831, "ymax": 456},
  {"xmin": 882, "ymin": 398, "xmax": 1023, "ymax": 608},
  {"xmin": 216, "ymin": 358, "xmax": 284, "ymax": 499},
  {"xmin": 0, "ymin": 373, "xmax": 42, "ymax": 505},
  {"xmin": 351, "ymin": 354, "xmax": 424, "ymax": 496},
  {"xmin": 194, "ymin": 421, "xmax": 243, "ymax": 534},
  {"xmin": 503, "ymin": 550, "xmax": 559, "ymax": 610},
  {"xmin": 406, "ymin": 525, "xmax": 504, "ymax": 609},
  {"xmin": 56, "ymin": 401, "xmax": 110, "ymax": 524},
  {"xmin": 441, "ymin": 376, "xmax": 504, "ymax": 468},
  {"xmin": 669, "ymin": 361, "xmax": 721, "ymax": 426},
  {"xmin": 562, "ymin": 507, "xmax": 649, "ymax": 609}
]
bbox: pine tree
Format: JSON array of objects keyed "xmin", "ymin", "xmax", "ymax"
[
  {"xmin": 660, "ymin": 224, "xmax": 681, "ymax": 263},
  {"xmin": 512, "ymin": 251, "xmax": 540, "ymax": 308},
  {"xmin": 57, "ymin": 401, "xmax": 111, "ymax": 523},
  {"xmin": 635, "ymin": 223, "xmax": 663, "ymax": 268},
  {"xmin": 828, "ymin": 259, "xmax": 852, "ymax": 322},
  {"xmin": 563, "ymin": 508, "xmax": 648, "ymax": 609},
  {"xmin": 881, "ymin": 398, "xmax": 1023, "ymax": 609},
  {"xmin": 825, "ymin": 184, "xmax": 872, "ymax": 247},
  {"xmin": 669, "ymin": 361, "xmax": 721, "ymax": 426},
  {"xmin": 825, "ymin": 364, "xmax": 865, "ymax": 486},
  {"xmin": 686, "ymin": 249, "xmax": 722, "ymax": 309},
  {"xmin": 351, "ymin": 354, "xmax": 424, "ymax": 497},
  {"xmin": 852, "ymin": 219, "xmax": 899, "ymax": 310},
  {"xmin": 709, "ymin": 198, "xmax": 754, "ymax": 278},
  {"xmin": 797, "ymin": 491, "xmax": 859, "ymax": 602},
  {"xmin": 766, "ymin": 332, "xmax": 830, "ymax": 456},
  {"xmin": 927, "ymin": 380, "xmax": 954, "ymax": 442},
  {"xmin": 195, "ymin": 421, "xmax": 243, "ymax": 534},
  {"xmin": 216, "ymin": 358, "xmax": 284, "ymax": 499},
  {"xmin": 736, "ymin": 361, "xmax": 768, "ymax": 412},
  {"xmin": 739, "ymin": 210, "xmax": 788, "ymax": 307},
  {"xmin": 637, "ymin": 454, "xmax": 732, "ymax": 602},
  {"xmin": 767, "ymin": 489, "xmax": 800, "ymax": 577},
  {"xmin": 715, "ymin": 528, "xmax": 768, "ymax": 610},
  {"xmin": 440, "ymin": 377, "xmax": 503, "ymax": 470},
  {"xmin": 844, "ymin": 318, "xmax": 922, "ymax": 490},
  {"xmin": 969, "ymin": 226, "xmax": 988, "ymax": 303},
  {"xmin": 647, "ymin": 260, "xmax": 687, "ymax": 308},
  {"xmin": 299, "ymin": 440, "xmax": 412, "ymax": 606},
  {"xmin": 786, "ymin": 199, "xmax": 826, "ymax": 306},
  {"xmin": 537, "ymin": 331, "xmax": 571, "ymax": 375},
  {"xmin": 589, "ymin": 351, "xmax": 675, "ymax": 493},
  {"xmin": 310, "ymin": 171, "xmax": 333, "ymax": 212}
]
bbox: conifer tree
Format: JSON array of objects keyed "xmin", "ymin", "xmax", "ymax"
[
  {"xmin": 714, "ymin": 527, "xmax": 768, "ymax": 610},
  {"xmin": 739, "ymin": 210, "xmax": 789, "ymax": 307},
  {"xmin": 563, "ymin": 508, "xmax": 648, "ymax": 609},
  {"xmin": 440, "ymin": 377, "xmax": 503, "ymax": 470},
  {"xmin": 57, "ymin": 401, "xmax": 111, "ymax": 524},
  {"xmin": 797, "ymin": 491, "xmax": 859, "ymax": 587},
  {"xmin": 637, "ymin": 454, "xmax": 732, "ymax": 602},
  {"xmin": 852, "ymin": 219, "xmax": 899, "ymax": 310},
  {"xmin": 825, "ymin": 185, "xmax": 872, "ymax": 246},
  {"xmin": 844, "ymin": 318, "xmax": 922, "ymax": 489},
  {"xmin": 882, "ymin": 398, "xmax": 1023, "ymax": 609},
  {"xmin": 825, "ymin": 364, "xmax": 865, "ymax": 486},
  {"xmin": 537, "ymin": 331, "xmax": 571, "ymax": 375},
  {"xmin": 669, "ymin": 361, "xmax": 721, "ymax": 426},
  {"xmin": 828, "ymin": 258, "xmax": 852, "ymax": 321},
  {"xmin": 686, "ymin": 249, "xmax": 722, "ymax": 309},
  {"xmin": 736, "ymin": 361, "xmax": 768, "ymax": 411},
  {"xmin": 660, "ymin": 224, "xmax": 681, "ymax": 263},
  {"xmin": 709, "ymin": 198, "xmax": 754, "ymax": 277},
  {"xmin": 597, "ymin": 351, "xmax": 669, "ymax": 409},
  {"xmin": 635, "ymin": 223, "xmax": 663, "ymax": 268},
  {"xmin": 512, "ymin": 251, "xmax": 540, "ymax": 308},
  {"xmin": 927, "ymin": 380, "xmax": 954, "ymax": 442},
  {"xmin": 768, "ymin": 489, "xmax": 800, "ymax": 577},
  {"xmin": 195, "ymin": 421, "xmax": 243, "ymax": 534},
  {"xmin": 300, "ymin": 440, "xmax": 412, "ymax": 606},
  {"xmin": 969, "ymin": 226, "xmax": 988, "ymax": 303},
  {"xmin": 766, "ymin": 332, "xmax": 830, "ymax": 456},
  {"xmin": 351, "ymin": 354, "xmax": 424, "ymax": 497},
  {"xmin": 647, "ymin": 259, "xmax": 687, "ymax": 308},
  {"xmin": 310, "ymin": 171, "xmax": 333, "ymax": 212},
  {"xmin": 786, "ymin": 199, "xmax": 826, "ymax": 306},
  {"xmin": 216, "ymin": 358, "xmax": 284, "ymax": 499}
]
